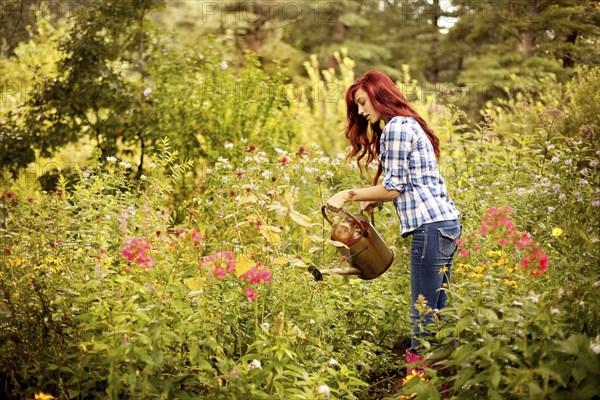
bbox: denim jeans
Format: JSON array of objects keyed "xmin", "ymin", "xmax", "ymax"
[{"xmin": 406, "ymin": 219, "xmax": 462, "ymax": 353}]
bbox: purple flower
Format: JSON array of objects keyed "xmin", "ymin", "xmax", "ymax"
[
  {"xmin": 579, "ymin": 179, "xmax": 589, "ymax": 186},
  {"xmin": 590, "ymin": 160, "xmax": 599, "ymax": 168},
  {"xmin": 552, "ymin": 184, "xmax": 560, "ymax": 192},
  {"xmin": 592, "ymin": 200, "xmax": 600, "ymax": 207},
  {"xmin": 220, "ymin": 61, "xmax": 228, "ymax": 70},
  {"xmin": 580, "ymin": 168, "xmax": 589, "ymax": 175},
  {"xmin": 143, "ymin": 87, "xmax": 152, "ymax": 97},
  {"xmin": 565, "ymin": 159, "xmax": 573, "ymax": 165},
  {"xmin": 551, "ymin": 156, "xmax": 560, "ymax": 163}
]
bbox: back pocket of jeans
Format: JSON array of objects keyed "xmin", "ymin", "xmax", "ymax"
[{"xmin": 437, "ymin": 226, "xmax": 461, "ymax": 257}]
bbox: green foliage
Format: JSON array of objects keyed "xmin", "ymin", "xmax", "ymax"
[{"xmin": 1, "ymin": 20, "xmax": 599, "ymax": 400}]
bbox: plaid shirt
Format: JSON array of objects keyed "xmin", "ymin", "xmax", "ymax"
[{"xmin": 379, "ymin": 116, "xmax": 459, "ymax": 236}]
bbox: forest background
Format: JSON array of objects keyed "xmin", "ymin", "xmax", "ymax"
[{"xmin": 0, "ymin": 1, "xmax": 599, "ymax": 399}]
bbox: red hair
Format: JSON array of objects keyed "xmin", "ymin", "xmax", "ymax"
[{"xmin": 344, "ymin": 71, "xmax": 440, "ymax": 185}]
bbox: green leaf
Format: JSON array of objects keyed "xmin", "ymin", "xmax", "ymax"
[{"xmin": 289, "ymin": 210, "xmax": 312, "ymax": 227}]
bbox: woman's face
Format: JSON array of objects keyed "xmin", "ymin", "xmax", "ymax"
[{"xmin": 354, "ymin": 88, "xmax": 382, "ymax": 124}]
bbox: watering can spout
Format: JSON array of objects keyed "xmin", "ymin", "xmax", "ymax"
[{"xmin": 308, "ymin": 265, "xmax": 362, "ymax": 281}]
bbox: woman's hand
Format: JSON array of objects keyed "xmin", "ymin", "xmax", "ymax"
[
  {"xmin": 360, "ymin": 200, "xmax": 380, "ymax": 213},
  {"xmin": 325, "ymin": 190, "xmax": 350, "ymax": 212}
]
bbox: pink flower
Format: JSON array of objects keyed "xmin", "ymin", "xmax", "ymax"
[
  {"xmin": 191, "ymin": 229, "xmax": 202, "ymax": 246},
  {"xmin": 241, "ymin": 266, "xmax": 272, "ymax": 285},
  {"xmin": 479, "ymin": 224, "xmax": 488, "ymax": 235},
  {"xmin": 214, "ymin": 266, "xmax": 226, "ymax": 280},
  {"xmin": 121, "ymin": 237, "xmax": 154, "ymax": 268},
  {"xmin": 137, "ymin": 253, "xmax": 154, "ymax": 269},
  {"xmin": 487, "ymin": 207, "xmax": 500, "ymax": 215},
  {"xmin": 459, "ymin": 249, "xmax": 469, "ymax": 258},
  {"xmin": 245, "ymin": 287, "xmax": 256, "ymax": 301},
  {"xmin": 498, "ymin": 238, "xmax": 508, "ymax": 246},
  {"xmin": 225, "ymin": 260, "xmax": 235, "ymax": 274},
  {"xmin": 515, "ymin": 233, "xmax": 532, "ymax": 248},
  {"xmin": 259, "ymin": 270, "xmax": 272, "ymax": 282}
]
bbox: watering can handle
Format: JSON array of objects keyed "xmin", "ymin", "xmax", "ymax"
[{"xmin": 321, "ymin": 205, "xmax": 370, "ymax": 235}]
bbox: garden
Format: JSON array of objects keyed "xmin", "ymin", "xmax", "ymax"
[{"xmin": 1, "ymin": 1, "xmax": 599, "ymax": 399}]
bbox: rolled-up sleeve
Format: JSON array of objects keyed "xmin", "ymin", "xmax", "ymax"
[{"xmin": 380, "ymin": 117, "xmax": 412, "ymax": 192}]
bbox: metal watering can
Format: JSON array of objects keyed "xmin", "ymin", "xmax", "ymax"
[{"xmin": 308, "ymin": 206, "xmax": 395, "ymax": 281}]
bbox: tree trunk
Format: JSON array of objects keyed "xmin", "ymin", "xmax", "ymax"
[
  {"xmin": 562, "ymin": 31, "xmax": 578, "ymax": 68},
  {"xmin": 245, "ymin": 2, "xmax": 267, "ymax": 52},
  {"xmin": 519, "ymin": 0, "xmax": 538, "ymax": 59}
]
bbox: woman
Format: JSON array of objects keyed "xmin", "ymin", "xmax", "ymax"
[{"xmin": 326, "ymin": 71, "xmax": 461, "ymax": 375}]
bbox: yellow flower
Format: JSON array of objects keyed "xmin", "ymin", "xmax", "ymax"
[
  {"xmin": 34, "ymin": 392, "xmax": 54, "ymax": 400},
  {"xmin": 401, "ymin": 369, "xmax": 425, "ymax": 386},
  {"xmin": 492, "ymin": 258, "xmax": 509, "ymax": 267},
  {"xmin": 503, "ymin": 278, "xmax": 518, "ymax": 288},
  {"xmin": 552, "ymin": 227, "xmax": 563, "ymax": 237},
  {"xmin": 485, "ymin": 250, "xmax": 502, "ymax": 258},
  {"xmin": 438, "ymin": 266, "xmax": 448, "ymax": 274}
]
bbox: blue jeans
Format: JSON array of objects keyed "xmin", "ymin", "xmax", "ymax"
[{"xmin": 406, "ymin": 219, "xmax": 462, "ymax": 353}]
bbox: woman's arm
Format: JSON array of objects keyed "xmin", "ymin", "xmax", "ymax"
[{"xmin": 326, "ymin": 185, "xmax": 399, "ymax": 211}]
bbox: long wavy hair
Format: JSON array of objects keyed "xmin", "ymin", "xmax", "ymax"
[{"xmin": 344, "ymin": 71, "xmax": 440, "ymax": 185}]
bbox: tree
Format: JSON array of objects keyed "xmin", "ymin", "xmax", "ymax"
[{"xmin": 19, "ymin": 0, "xmax": 165, "ymax": 173}]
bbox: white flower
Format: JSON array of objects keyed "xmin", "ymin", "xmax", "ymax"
[
  {"xmin": 591, "ymin": 336, "xmax": 600, "ymax": 354},
  {"xmin": 328, "ymin": 358, "xmax": 338, "ymax": 366},
  {"xmin": 143, "ymin": 87, "xmax": 152, "ymax": 97},
  {"xmin": 551, "ymin": 307, "xmax": 560, "ymax": 314},
  {"xmin": 120, "ymin": 161, "xmax": 132, "ymax": 168},
  {"xmin": 248, "ymin": 359, "xmax": 262, "ymax": 370},
  {"xmin": 106, "ymin": 156, "xmax": 117, "ymax": 162},
  {"xmin": 317, "ymin": 384, "xmax": 331, "ymax": 398},
  {"xmin": 547, "ymin": 206, "xmax": 554, "ymax": 213},
  {"xmin": 525, "ymin": 294, "xmax": 540, "ymax": 303},
  {"xmin": 140, "ymin": 175, "xmax": 147, "ymax": 180},
  {"xmin": 263, "ymin": 322, "xmax": 270, "ymax": 329},
  {"xmin": 309, "ymin": 319, "xmax": 315, "ymax": 325},
  {"xmin": 220, "ymin": 61, "xmax": 228, "ymax": 70},
  {"xmin": 225, "ymin": 142, "xmax": 234, "ymax": 149}
]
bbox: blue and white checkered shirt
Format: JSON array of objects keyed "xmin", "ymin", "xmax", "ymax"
[{"xmin": 379, "ymin": 116, "xmax": 459, "ymax": 236}]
